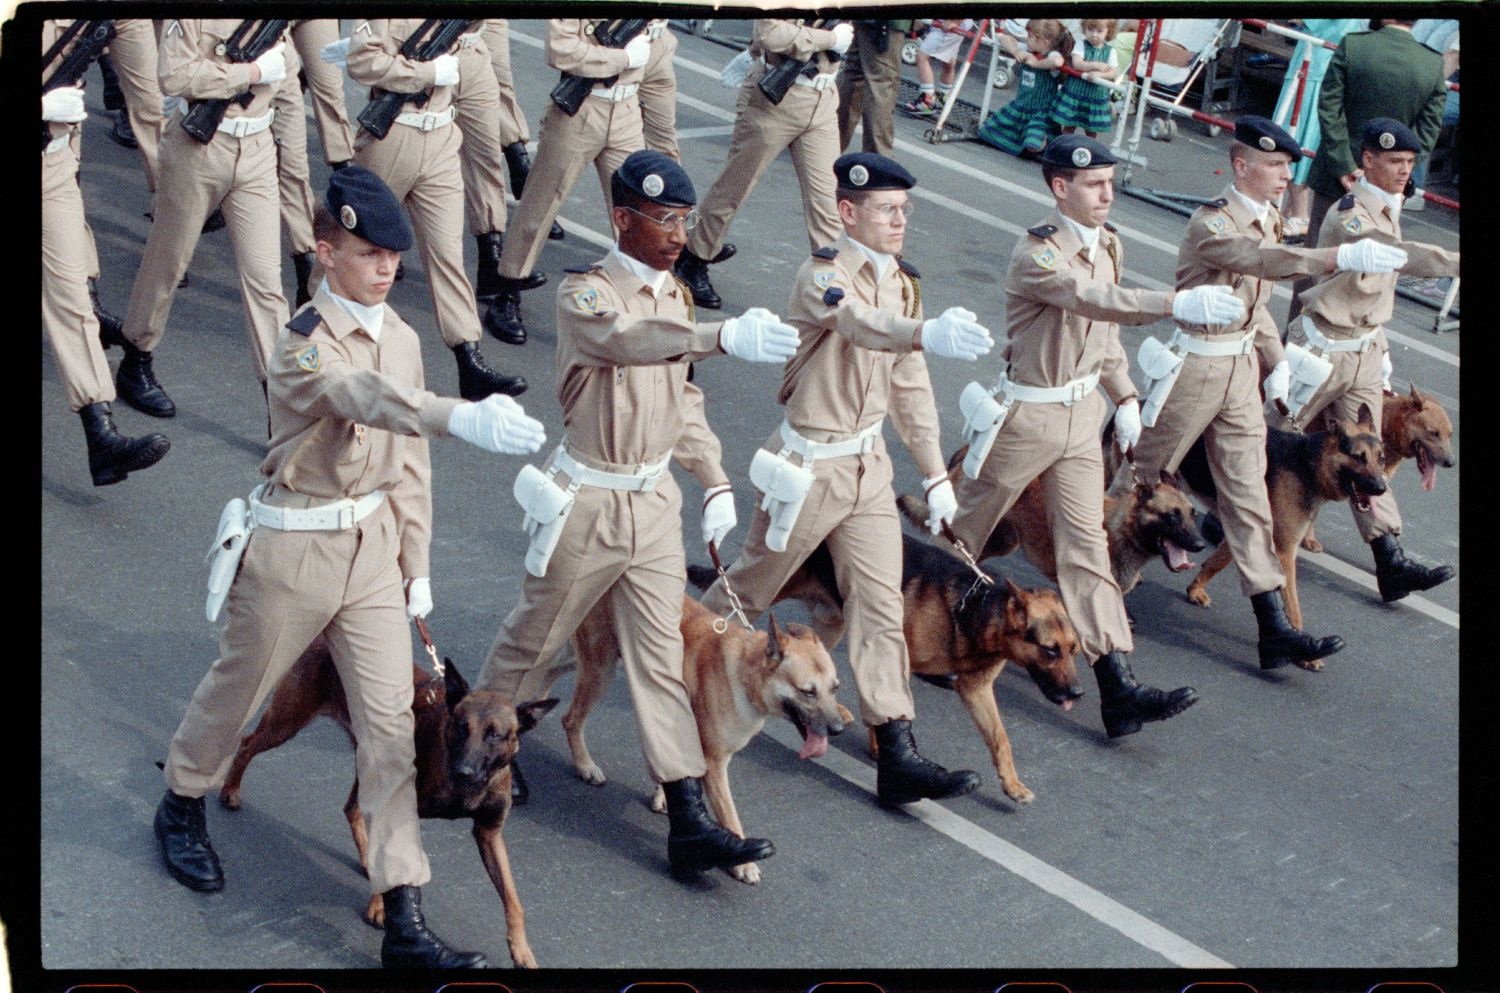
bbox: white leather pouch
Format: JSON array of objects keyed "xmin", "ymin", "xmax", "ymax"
[
  {"xmin": 959, "ymin": 381, "xmax": 1010, "ymax": 479},
  {"xmin": 1284, "ymin": 342, "xmax": 1334, "ymax": 421},
  {"xmin": 204, "ymin": 488, "xmax": 256, "ymax": 623},
  {"xmin": 749, "ymin": 448, "xmax": 815, "ymax": 552},
  {"xmin": 513, "ymin": 464, "xmax": 576, "ymax": 578},
  {"xmin": 1137, "ymin": 335, "xmax": 1186, "ymax": 428}
]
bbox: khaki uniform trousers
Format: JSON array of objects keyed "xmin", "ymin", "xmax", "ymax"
[
  {"xmin": 353, "ymin": 121, "xmax": 484, "ymax": 350},
  {"xmin": 291, "ymin": 19, "xmax": 356, "ymax": 165},
  {"xmin": 699, "ymin": 442, "xmax": 915, "ymax": 727},
  {"xmin": 836, "ymin": 24, "xmax": 904, "ymax": 154},
  {"xmin": 640, "ymin": 29, "xmax": 680, "ymax": 159},
  {"xmin": 272, "ymin": 51, "xmax": 317, "ymax": 257},
  {"xmin": 1295, "ymin": 345, "xmax": 1401, "ymax": 541},
  {"xmin": 454, "ymin": 38, "xmax": 510, "ymax": 236},
  {"xmin": 120, "ymin": 123, "xmax": 287, "ymax": 382},
  {"xmin": 481, "ymin": 470, "xmax": 705, "ymax": 784},
  {"xmin": 109, "ymin": 19, "xmax": 165, "ymax": 193},
  {"xmin": 686, "ymin": 70, "xmax": 843, "ymax": 259},
  {"xmin": 481, "ymin": 21, "xmax": 529, "ymax": 148},
  {"xmin": 1132, "ymin": 348, "xmax": 1284, "ymax": 597},
  {"xmin": 43, "ymin": 144, "xmax": 114, "ymax": 412},
  {"xmin": 951, "ymin": 390, "xmax": 1133, "ymax": 662},
  {"xmin": 497, "ymin": 99, "xmax": 645, "ymax": 281},
  {"xmin": 163, "ymin": 497, "xmax": 429, "ymax": 894}
]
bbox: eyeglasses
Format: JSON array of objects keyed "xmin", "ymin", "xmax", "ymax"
[
  {"xmin": 856, "ymin": 201, "xmax": 916, "ymax": 222},
  {"xmin": 620, "ymin": 204, "xmax": 701, "ymax": 232}
]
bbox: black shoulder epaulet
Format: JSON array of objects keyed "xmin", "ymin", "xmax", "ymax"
[
  {"xmin": 286, "ymin": 308, "xmax": 322, "ymax": 337},
  {"xmin": 1208, "ymin": 198, "xmax": 1229, "ymax": 209},
  {"xmin": 1102, "ymin": 220, "xmax": 1119, "ymax": 232},
  {"xmin": 563, "ymin": 264, "xmax": 602, "ymax": 274},
  {"xmin": 1337, "ymin": 193, "xmax": 1356, "ymax": 211},
  {"xmin": 1027, "ymin": 224, "xmax": 1057, "ymax": 239},
  {"xmin": 811, "ymin": 246, "xmax": 839, "ymax": 260},
  {"xmin": 897, "ymin": 258, "xmax": 920, "ymax": 279}
]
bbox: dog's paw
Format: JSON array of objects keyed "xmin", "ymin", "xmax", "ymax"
[
  {"xmin": 649, "ymin": 785, "xmax": 667, "ymax": 815},
  {"xmin": 730, "ymin": 861, "xmax": 762, "ymax": 885},
  {"xmin": 573, "ymin": 761, "xmax": 607, "ymax": 787},
  {"xmin": 1296, "ymin": 657, "xmax": 1326, "ymax": 672},
  {"xmin": 217, "ymin": 788, "xmax": 241, "ymax": 811},
  {"xmin": 509, "ymin": 940, "xmax": 539, "ymax": 969},
  {"xmin": 1186, "ymin": 585, "xmax": 1212, "ymax": 608},
  {"xmin": 1300, "ymin": 534, "xmax": 1324, "ymax": 553},
  {"xmin": 836, "ymin": 703, "xmax": 856, "ymax": 725},
  {"xmin": 1003, "ymin": 781, "xmax": 1035, "ymax": 804},
  {"xmin": 363, "ymin": 895, "xmax": 385, "ymax": 930}
]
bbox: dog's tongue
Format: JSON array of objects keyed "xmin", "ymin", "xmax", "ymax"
[
  {"xmin": 1421, "ymin": 458, "xmax": 1438, "ymax": 492},
  {"xmin": 1164, "ymin": 539, "xmax": 1194, "ymax": 572},
  {"xmin": 1061, "ymin": 698, "xmax": 1075, "ymax": 712},
  {"xmin": 798, "ymin": 729, "xmax": 829, "ymax": 760}
]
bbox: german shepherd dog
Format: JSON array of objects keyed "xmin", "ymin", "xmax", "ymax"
[
  {"xmin": 689, "ymin": 534, "xmax": 1083, "ymax": 805},
  {"xmin": 217, "ymin": 637, "xmax": 557, "ymax": 968},
  {"xmin": 551, "ymin": 595, "xmax": 848, "ymax": 884},
  {"xmin": 1177, "ymin": 406, "xmax": 1388, "ymax": 667}
]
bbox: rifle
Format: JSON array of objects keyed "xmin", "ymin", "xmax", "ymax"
[
  {"xmin": 356, "ymin": 18, "xmax": 471, "ymax": 140},
  {"xmin": 41, "ymin": 20, "xmax": 116, "ymax": 149},
  {"xmin": 180, "ymin": 19, "xmax": 289, "ymax": 143},
  {"xmin": 549, "ymin": 18, "xmax": 650, "ymax": 117},
  {"xmin": 757, "ymin": 20, "xmax": 845, "ymax": 106}
]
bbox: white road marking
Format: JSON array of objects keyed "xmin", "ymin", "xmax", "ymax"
[{"xmin": 1300, "ymin": 550, "xmax": 1459, "ymax": 629}]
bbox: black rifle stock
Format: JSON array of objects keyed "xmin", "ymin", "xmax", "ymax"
[
  {"xmin": 549, "ymin": 18, "xmax": 650, "ymax": 117},
  {"xmin": 42, "ymin": 20, "xmax": 116, "ymax": 149},
  {"xmin": 757, "ymin": 20, "xmax": 845, "ymax": 106},
  {"xmin": 180, "ymin": 19, "xmax": 289, "ymax": 143},
  {"xmin": 356, "ymin": 18, "xmax": 471, "ymax": 140}
]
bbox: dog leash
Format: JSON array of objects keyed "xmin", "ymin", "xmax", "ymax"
[
  {"xmin": 708, "ymin": 540, "xmax": 754, "ymax": 634},
  {"xmin": 938, "ymin": 521, "xmax": 994, "ymax": 619},
  {"xmin": 412, "ymin": 616, "xmax": 446, "ymax": 676}
]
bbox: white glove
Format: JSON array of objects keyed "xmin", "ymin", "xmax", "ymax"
[
  {"xmin": 404, "ymin": 577, "xmax": 432, "ymax": 620},
  {"xmin": 923, "ymin": 476, "xmax": 957, "ymax": 536},
  {"xmin": 1336, "ymin": 238, "xmax": 1409, "ymax": 274},
  {"xmin": 41, "ymin": 87, "xmax": 87, "ymax": 123},
  {"xmin": 252, "ymin": 43, "xmax": 287, "ymax": 85},
  {"xmin": 829, "ymin": 23, "xmax": 855, "ymax": 55},
  {"xmin": 701, "ymin": 485, "xmax": 737, "ymax": 547},
  {"xmin": 921, "ymin": 307, "xmax": 994, "ymax": 361},
  {"xmin": 431, "ymin": 53, "xmax": 460, "ymax": 87},
  {"xmin": 162, "ymin": 94, "xmax": 188, "ymax": 117},
  {"xmin": 719, "ymin": 307, "xmax": 800, "ymax": 363},
  {"xmin": 1113, "ymin": 398, "xmax": 1142, "ymax": 453},
  {"xmin": 1264, "ymin": 360, "xmax": 1291, "ymax": 405},
  {"xmin": 624, "ymin": 34, "xmax": 652, "ymax": 69},
  {"xmin": 320, "ymin": 37, "xmax": 352, "ymax": 67},
  {"xmin": 447, "ymin": 394, "xmax": 547, "ymax": 455},
  {"xmin": 1381, "ymin": 351, "xmax": 1393, "ymax": 393},
  {"xmin": 1171, "ymin": 284, "xmax": 1245, "ymax": 327}
]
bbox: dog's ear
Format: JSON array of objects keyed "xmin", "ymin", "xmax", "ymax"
[
  {"xmin": 1158, "ymin": 468, "xmax": 1179, "ymax": 490},
  {"xmin": 1134, "ymin": 480, "xmax": 1154, "ymax": 504},
  {"xmin": 1003, "ymin": 577, "xmax": 1026, "ymax": 601},
  {"xmin": 516, "ymin": 698, "xmax": 559, "ymax": 734},
  {"xmin": 765, "ymin": 611, "xmax": 785, "ymax": 666},
  {"xmin": 1356, "ymin": 402, "xmax": 1376, "ymax": 432},
  {"xmin": 1408, "ymin": 381, "xmax": 1420, "ymax": 403},
  {"xmin": 443, "ymin": 660, "xmax": 469, "ymax": 710}
]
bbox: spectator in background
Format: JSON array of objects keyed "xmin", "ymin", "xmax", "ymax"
[
  {"xmin": 1272, "ymin": 18, "xmax": 1366, "ymax": 237},
  {"xmin": 1052, "ymin": 18, "xmax": 1120, "ymax": 138},
  {"xmin": 1407, "ymin": 19, "xmax": 1459, "ymax": 207},
  {"xmin": 977, "ymin": 19, "xmax": 1073, "ymax": 157},
  {"xmin": 903, "ymin": 18, "xmax": 976, "ymax": 117}
]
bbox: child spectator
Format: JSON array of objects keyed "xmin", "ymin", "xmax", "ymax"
[
  {"xmin": 977, "ymin": 19, "xmax": 1073, "ymax": 156},
  {"xmin": 1053, "ymin": 18, "xmax": 1120, "ymax": 137},
  {"xmin": 904, "ymin": 18, "xmax": 976, "ymax": 116}
]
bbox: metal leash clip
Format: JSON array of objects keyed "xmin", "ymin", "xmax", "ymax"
[
  {"xmin": 939, "ymin": 520, "xmax": 995, "ymax": 619},
  {"xmin": 413, "ymin": 615, "xmax": 445, "ymax": 676},
  {"xmin": 708, "ymin": 540, "xmax": 754, "ymax": 634}
]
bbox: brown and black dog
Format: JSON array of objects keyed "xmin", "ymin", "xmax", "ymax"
[
  {"xmin": 218, "ymin": 638, "xmax": 556, "ymax": 968},
  {"xmin": 690, "ymin": 533, "xmax": 1083, "ymax": 805},
  {"xmin": 1177, "ymin": 406, "xmax": 1389, "ymax": 668}
]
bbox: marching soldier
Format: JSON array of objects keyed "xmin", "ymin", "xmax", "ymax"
[
  {"xmin": 478, "ymin": 151, "xmax": 800, "ymax": 877},
  {"xmin": 272, "ymin": 39, "xmax": 318, "ymax": 308},
  {"xmin": 290, "ymin": 19, "xmax": 357, "ymax": 168},
  {"xmin": 344, "ymin": 17, "xmax": 527, "ymax": 400},
  {"xmin": 674, "ymin": 18, "xmax": 853, "ymax": 311},
  {"xmin": 153, "ymin": 167, "xmax": 547, "ymax": 968},
  {"xmin": 698, "ymin": 153, "xmax": 992, "ymax": 806},
  {"xmin": 1132, "ymin": 117, "xmax": 1407, "ymax": 670},
  {"xmin": 1290, "ymin": 118, "xmax": 1460, "ymax": 602},
  {"xmin": 639, "ymin": 19, "xmax": 681, "ymax": 159},
  {"xmin": 481, "ymin": 19, "xmax": 566, "ymax": 243},
  {"xmin": 950, "ymin": 135, "xmax": 1244, "ymax": 738}
]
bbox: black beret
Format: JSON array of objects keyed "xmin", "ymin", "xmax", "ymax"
[
  {"xmin": 1039, "ymin": 133, "xmax": 1117, "ymax": 170},
  {"xmin": 614, "ymin": 149, "xmax": 696, "ymax": 207},
  {"xmin": 325, "ymin": 165, "xmax": 413, "ymax": 252},
  {"xmin": 834, "ymin": 152, "xmax": 917, "ymax": 191},
  {"xmin": 1361, "ymin": 117, "xmax": 1420, "ymax": 154},
  {"xmin": 1234, "ymin": 115, "xmax": 1301, "ymax": 158}
]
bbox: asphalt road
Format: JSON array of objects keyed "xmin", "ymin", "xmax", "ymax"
[{"xmin": 36, "ymin": 18, "xmax": 1466, "ymax": 993}]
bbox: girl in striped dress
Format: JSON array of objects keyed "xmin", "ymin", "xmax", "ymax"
[
  {"xmin": 1053, "ymin": 19, "xmax": 1120, "ymax": 137},
  {"xmin": 977, "ymin": 19, "xmax": 1073, "ymax": 156}
]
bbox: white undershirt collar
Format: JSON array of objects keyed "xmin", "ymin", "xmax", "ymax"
[
  {"xmin": 613, "ymin": 247, "xmax": 670, "ymax": 298},
  {"xmin": 1228, "ymin": 182, "xmax": 1272, "ymax": 225},
  {"xmin": 1056, "ymin": 211, "xmax": 1101, "ymax": 263},
  {"xmin": 1358, "ymin": 176, "xmax": 1402, "ymax": 215},
  {"xmin": 846, "ymin": 235, "xmax": 894, "ymax": 282},
  {"xmin": 320, "ymin": 278, "xmax": 385, "ymax": 341}
]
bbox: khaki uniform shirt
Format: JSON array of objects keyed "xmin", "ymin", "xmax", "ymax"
[
  {"xmin": 1004, "ymin": 211, "xmax": 1173, "ymax": 404},
  {"xmin": 753, "ymin": 18, "xmax": 842, "ymax": 72},
  {"xmin": 346, "ymin": 18, "xmax": 483, "ymax": 113},
  {"xmin": 265, "ymin": 288, "xmax": 461, "ymax": 579},
  {"xmin": 546, "ymin": 19, "xmax": 650, "ymax": 86},
  {"xmin": 780, "ymin": 233, "xmax": 942, "ymax": 478},
  {"xmin": 554, "ymin": 252, "xmax": 730, "ymax": 488},
  {"xmin": 158, "ymin": 18, "xmax": 287, "ymax": 119}
]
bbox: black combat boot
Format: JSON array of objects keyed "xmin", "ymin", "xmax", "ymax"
[
  {"xmin": 291, "ymin": 252, "xmax": 316, "ymax": 308},
  {"xmin": 330, "ymin": 159, "xmax": 350, "ymax": 172},
  {"xmin": 474, "ymin": 232, "xmax": 505, "ymax": 301},
  {"xmin": 110, "ymin": 108, "xmax": 139, "ymax": 149},
  {"xmin": 1370, "ymin": 534, "xmax": 1454, "ymax": 603},
  {"xmin": 1093, "ymin": 652, "xmax": 1199, "ymax": 739},
  {"xmin": 672, "ymin": 249, "xmax": 722, "ymax": 309},
  {"xmin": 481, "ymin": 275, "xmax": 543, "ymax": 345},
  {"xmin": 154, "ymin": 791, "xmax": 224, "ymax": 891},
  {"xmin": 90, "ymin": 278, "xmax": 126, "ymax": 348},
  {"xmin": 453, "ymin": 342, "xmax": 527, "ymax": 400},
  {"xmin": 502, "ymin": 141, "xmax": 532, "ymax": 198},
  {"xmin": 116, "ymin": 342, "xmax": 176, "ymax": 418},
  {"xmin": 709, "ymin": 243, "xmax": 737, "ymax": 264},
  {"xmin": 549, "ymin": 219, "xmax": 566, "ymax": 240},
  {"xmin": 202, "ymin": 206, "xmax": 226, "ymax": 233},
  {"xmin": 380, "ymin": 885, "xmax": 487, "ymax": 969},
  {"xmin": 1251, "ymin": 589, "xmax": 1345, "ymax": 669},
  {"xmin": 873, "ymin": 719, "xmax": 980, "ymax": 806},
  {"xmin": 81, "ymin": 402, "xmax": 169, "ymax": 486},
  {"xmin": 662, "ymin": 777, "xmax": 775, "ymax": 879}
]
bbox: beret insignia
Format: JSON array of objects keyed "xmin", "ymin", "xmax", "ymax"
[
  {"xmin": 340, "ymin": 204, "xmax": 357, "ymax": 230},
  {"xmin": 643, "ymin": 174, "xmax": 664, "ymax": 197},
  {"xmin": 849, "ymin": 164, "xmax": 869, "ymax": 187},
  {"xmin": 1258, "ymin": 135, "xmax": 1276, "ymax": 152},
  {"xmin": 1071, "ymin": 146, "xmax": 1092, "ymax": 167},
  {"xmin": 1379, "ymin": 131, "xmax": 1395, "ymax": 150}
]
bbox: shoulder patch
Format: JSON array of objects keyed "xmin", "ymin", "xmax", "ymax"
[
  {"xmin": 1338, "ymin": 193, "xmax": 1356, "ymax": 211},
  {"xmin": 1206, "ymin": 215, "xmax": 1228, "ymax": 234},
  {"xmin": 813, "ymin": 270, "xmax": 838, "ymax": 291},
  {"xmin": 811, "ymin": 246, "xmax": 839, "ymax": 260},
  {"xmin": 286, "ymin": 308, "xmax": 322, "ymax": 337},
  {"xmin": 294, "ymin": 345, "xmax": 320, "ymax": 373},
  {"xmin": 897, "ymin": 258, "xmax": 920, "ymax": 279},
  {"xmin": 1032, "ymin": 248, "xmax": 1058, "ymax": 271},
  {"xmin": 822, "ymin": 286, "xmax": 846, "ymax": 307},
  {"xmin": 1028, "ymin": 224, "xmax": 1057, "ymax": 239},
  {"xmin": 562, "ymin": 264, "xmax": 603, "ymax": 274},
  {"xmin": 571, "ymin": 287, "xmax": 603, "ymax": 314},
  {"xmin": 1342, "ymin": 215, "xmax": 1364, "ymax": 235}
]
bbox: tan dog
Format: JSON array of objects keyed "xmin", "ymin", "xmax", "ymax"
[{"xmin": 551, "ymin": 595, "xmax": 849, "ymax": 884}]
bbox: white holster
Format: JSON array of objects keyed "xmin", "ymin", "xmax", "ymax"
[
  {"xmin": 513, "ymin": 464, "xmax": 577, "ymax": 578},
  {"xmin": 1137, "ymin": 335, "xmax": 1186, "ymax": 428},
  {"xmin": 1284, "ymin": 342, "xmax": 1334, "ymax": 422},
  {"xmin": 749, "ymin": 448, "xmax": 816, "ymax": 552},
  {"xmin": 204, "ymin": 484, "xmax": 260, "ymax": 623},
  {"xmin": 958, "ymin": 381, "xmax": 1011, "ymax": 480}
]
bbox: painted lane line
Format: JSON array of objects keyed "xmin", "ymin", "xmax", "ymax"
[{"xmin": 1301, "ymin": 551, "xmax": 1459, "ymax": 629}]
